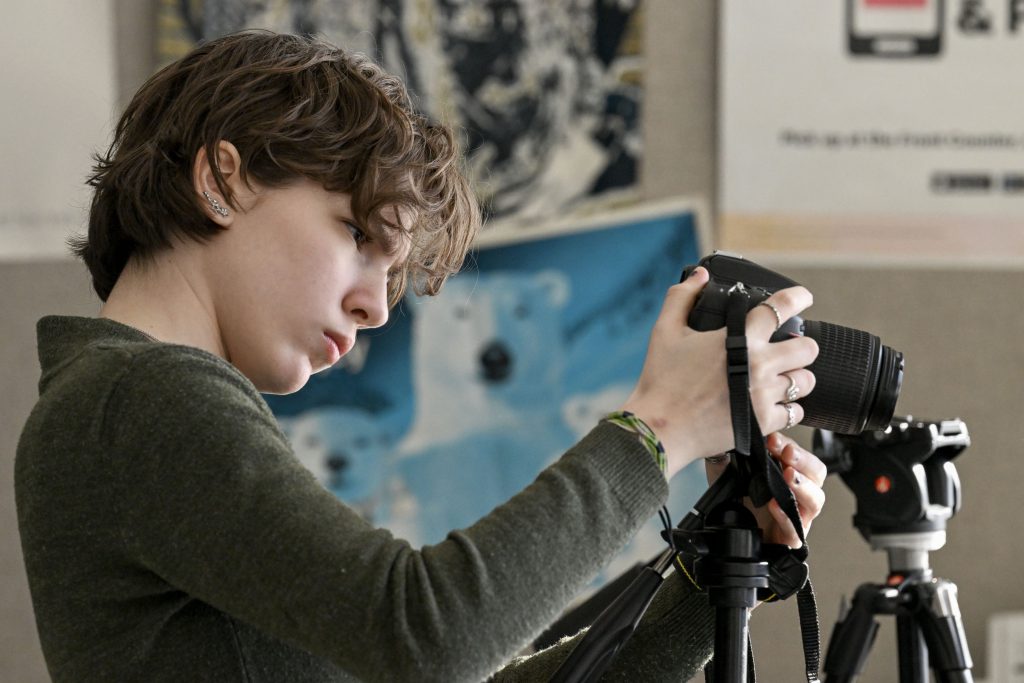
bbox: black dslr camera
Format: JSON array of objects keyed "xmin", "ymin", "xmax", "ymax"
[{"xmin": 681, "ymin": 252, "xmax": 904, "ymax": 434}]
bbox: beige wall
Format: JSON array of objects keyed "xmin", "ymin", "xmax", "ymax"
[
  {"xmin": 2, "ymin": 2, "xmax": 1020, "ymax": 680},
  {"xmin": 0, "ymin": 2, "xmax": 155, "ymax": 680}
]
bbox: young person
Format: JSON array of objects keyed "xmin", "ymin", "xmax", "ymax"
[{"xmin": 15, "ymin": 31, "xmax": 826, "ymax": 682}]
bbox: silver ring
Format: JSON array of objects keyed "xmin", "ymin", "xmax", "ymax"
[
  {"xmin": 784, "ymin": 402, "xmax": 798, "ymax": 430},
  {"xmin": 784, "ymin": 374, "xmax": 800, "ymax": 403},
  {"xmin": 757, "ymin": 301, "xmax": 783, "ymax": 331}
]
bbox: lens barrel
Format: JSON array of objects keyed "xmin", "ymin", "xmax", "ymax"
[{"xmin": 799, "ymin": 321, "xmax": 904, "ymax": 434}]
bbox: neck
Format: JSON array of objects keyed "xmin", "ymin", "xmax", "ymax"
[{"xmin": 99, "ymin": 248, "xmax": 226, "ymax": 359}]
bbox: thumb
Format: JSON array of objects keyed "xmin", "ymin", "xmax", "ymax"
[{"xmin": 656, "ymin": 266, "xmax": 709, "ymax": 328}]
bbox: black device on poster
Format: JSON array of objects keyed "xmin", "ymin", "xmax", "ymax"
[{"xmin": 847, "ymin": 0, "xmax": 945, "ymax": 58}]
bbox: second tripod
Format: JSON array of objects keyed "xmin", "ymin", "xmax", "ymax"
[{"xmin": 815, "ymin": 417, "xmax": 974, "ymax": 683}]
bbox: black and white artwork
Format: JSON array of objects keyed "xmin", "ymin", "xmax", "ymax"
[{"xmin": 158, "ymin": 0, "xmax": 644, "ymax": 225}]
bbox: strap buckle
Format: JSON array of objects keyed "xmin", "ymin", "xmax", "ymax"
[{"xmin": 726, "ymin": 335, "xmax": 749, "ymax": 376}]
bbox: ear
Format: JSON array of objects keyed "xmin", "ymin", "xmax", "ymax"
[{"xmin": 192, "ymin": 140, "xmax": 244, "ymax": 226}]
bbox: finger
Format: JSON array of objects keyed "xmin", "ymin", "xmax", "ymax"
[
  {"xmin": 775, "ymin": 401, "xmax": 804, "ymax": 433},
  {"xmin": 768, "ymin": 499, "xmax": 802, "ymax": 549},
  {"xmin": 754, "ymin": 399, "xmax": 803, "ymax": 434},
  {"xmin": 785, "ymin": 465, "xmax": 826, "ymax": 528},
  {"xmin": 757, "ymin": 337, "xmax": 820, "ymax": 377},
  {"xmin": 776, "ymin": 369, "xmax": 817, "ymax": 404},
  {"xmin": 656, "ymin": 266, "xmax": 710, "ymax": 329},
  {"xmin": 768, "ymin": 434, "xmax": 828, "ymax": 487},
  {"xmin": 746, "ymin": 286, "xmax": 814, "ymax": 340}
]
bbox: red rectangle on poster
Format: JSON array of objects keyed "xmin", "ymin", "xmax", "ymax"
[{"xmin": 864, "ymin": 0, "xmax": 927, "ymax": 6}]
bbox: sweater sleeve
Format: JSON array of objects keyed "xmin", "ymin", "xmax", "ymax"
[
  {"xmin": 103, "ymin": 347, "xmax": 680, "ymax": 682},
  {"xmin": 491, "ymin": 571, "xmax": 715, "ymax": 682}
]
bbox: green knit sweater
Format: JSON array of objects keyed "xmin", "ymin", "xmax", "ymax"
[{"xmin": 16, "ymin": 316, "xmax": 714, "ymax": 682}]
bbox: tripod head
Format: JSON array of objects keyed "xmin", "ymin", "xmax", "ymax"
[{"xmin": 813, "ymin": 416, "xmax": 970, "ymax": 571}]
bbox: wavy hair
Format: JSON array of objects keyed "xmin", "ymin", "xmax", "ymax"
[{"xmin": 72, "ymin": 30, "xmax": 480, "ymax": 306}]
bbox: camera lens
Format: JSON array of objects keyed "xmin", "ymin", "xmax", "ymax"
[{"xmin": 799, "ymin": 321, "xmax": 904, "ymax": 434}]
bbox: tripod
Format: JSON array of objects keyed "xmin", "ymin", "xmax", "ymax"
[
  {"xmin": 824, "ymin": 531, "xmax": 972, "ymax": 682},
  {"xmin": 815, "ymin": 418, "xmax": 974, "ymax": 683},
  {"xmin": 549, "ymin": 454, "xmax": 816, "ymax": 683}
]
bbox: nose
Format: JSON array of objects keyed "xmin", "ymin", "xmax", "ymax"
[
  {"xmin": 345, "ymin": 269, "xmax": 389, "ymax": 329},
  {"xmin": 479, "ymin": 341, "xmax": 513, "ymax": 383},
  {"xmin": 326, "ymin": 452, "xmax": 349, "ymax": 484}
]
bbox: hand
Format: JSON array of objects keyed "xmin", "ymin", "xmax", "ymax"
[
  {"xmin": 620, "ymin": 267, "xmax": 819, "ymax": 478},
  {"xmin": 704, "ymin": 433, "xmax": 828, "ymax": 548}
]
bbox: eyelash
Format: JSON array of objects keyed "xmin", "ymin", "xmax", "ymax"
[
  {"xmin": 343, "ymin": 220, "xmax": 401, "ymax": 284},
  {"xmin": 344, "ymin": 221, "xmax": 371, "ymax": 246}
]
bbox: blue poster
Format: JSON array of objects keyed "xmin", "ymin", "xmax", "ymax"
[{"xmin": 267, "ymin": 200, "xmax": 708, "ymax": 580}]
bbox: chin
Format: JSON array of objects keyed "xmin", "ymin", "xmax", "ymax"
[
  {"xmin": 249, "ymin": 359, "xmax": 312, "ymax": 396},
  {"xmin": 261, "ymin": 380, "xmax": 308, "ymax": 396}
]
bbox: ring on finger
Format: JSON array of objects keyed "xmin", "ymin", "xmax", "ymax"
[
  {"xmin": 783, "ymin": 402, "xmax": 798, "ymax": 429},
  {"xmin": 757, "ymin": 301, "xmax": 783, "ymax": 331},
  {"xmin": 784, "ymin": 373, "xmax": 800, "ymax": 403}
]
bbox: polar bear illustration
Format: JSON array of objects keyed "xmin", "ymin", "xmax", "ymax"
[
  {"xmin": 561, "ymin": 383, "xmax": 634, "ymax": 441},
  {"xmin": 394, "ymin": 269, "xmax": 578, "ymax": 545},
  {"xmin": 278, "ymin": 407, "xmax": 396, "ymax": 522}
]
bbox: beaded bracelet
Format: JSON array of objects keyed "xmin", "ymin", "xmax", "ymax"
[{"xmin": 602, "ymin": 410, "xmax": 668, "ymax": 477}]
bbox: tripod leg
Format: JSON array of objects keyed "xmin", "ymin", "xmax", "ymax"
[
  {"xmin": 712, "ymin": 599, "xmax": 753, "ymax": 683},
  {"xmin": 823, "ymin": 585, "xmax": 884, "ymax": 682},
  {"xmin": 914, "ymin": 579, "xmax": 974, "ymax": 683},
  {"xmin": 896, "ymin": 615, "xmax": 928, "ymax": 683}
]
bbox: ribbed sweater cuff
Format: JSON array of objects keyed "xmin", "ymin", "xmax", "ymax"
[{"xmin": 571, "ymin": 421, "xmax": 670, "ymax": 525}]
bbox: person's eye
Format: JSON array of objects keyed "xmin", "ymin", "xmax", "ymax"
[{"xmin": 343, "ymin": 221, "xmax": 370, "ymax": 246}]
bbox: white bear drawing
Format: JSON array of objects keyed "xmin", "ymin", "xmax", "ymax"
[
  {"xmin": 278, "ymin": 406, "xmax": 395, "ymax": 523},
  {"xmin": 393, "ymin": 269, "xmax": 578, "ymax": 546}
]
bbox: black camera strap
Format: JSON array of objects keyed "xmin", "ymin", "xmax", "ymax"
[{"xmin": 722, "ymin": 284, "xmax": 821, "ymax": 683}]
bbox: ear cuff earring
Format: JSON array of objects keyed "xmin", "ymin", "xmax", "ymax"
[{"xmin": 203, "ymin": 190, "xmax": 229, "ymax": 217}]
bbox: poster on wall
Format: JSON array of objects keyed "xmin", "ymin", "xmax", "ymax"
[
  {"xmin": 266, "ymin": 198, "xmax": 710, "ymax": 582},
  {"xmin": 0, "ymin": 1, "xmax": 116, "ymax": 259},
  {"xmin": 157, "ymin": 0, "xmax": 645, "ymax": 228},
  {"xmin": 720, "ymin": 0, "xmax": 1024, "ymax": 264}
]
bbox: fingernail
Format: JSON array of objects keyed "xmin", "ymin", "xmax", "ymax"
[
  {"xmin": 689, "ymin": 266, "xmax": 704, "ymax": 279},
  {"xmin": 793, "ymin": 474, "xmax": 802, "ymax": 486}
]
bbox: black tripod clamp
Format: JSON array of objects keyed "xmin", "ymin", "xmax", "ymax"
[{"xmin": 667, "ymin": 462, "xmax": 809, "ymax": 605}]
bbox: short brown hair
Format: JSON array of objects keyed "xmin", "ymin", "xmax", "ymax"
[{"xmin": 72, "ymin": 30, "xmax": 480, "ymax": 306}]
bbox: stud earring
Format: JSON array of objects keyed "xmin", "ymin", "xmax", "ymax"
[{"xmin": 203, "ymin": 190, "xmax": 229, "ymax": 217}]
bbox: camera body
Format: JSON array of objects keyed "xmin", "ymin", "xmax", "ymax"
[
  {"xmin": 680, "ymin": 252, "xmax": 904, "ymax": 434},
  {"xmin": 682, "ymin": 252, "xmax": 806, "ymax": 341}
]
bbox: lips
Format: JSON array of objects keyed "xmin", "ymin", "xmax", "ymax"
[{"xmin": 324, "ymin": 331, "xmax": 354, "ymax": 363}]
